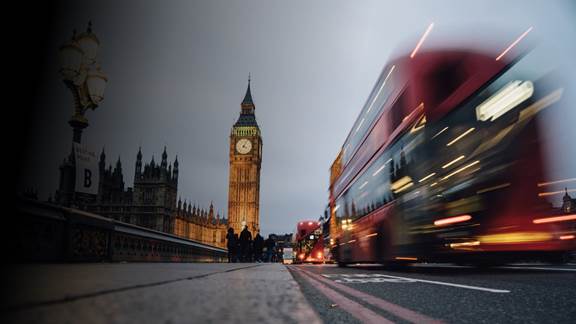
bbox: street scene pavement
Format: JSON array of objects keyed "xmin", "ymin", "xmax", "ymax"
[
  {"xmin": 2, "ymin": 263, "xmax": 320, "ymax": 324},
  {"xmin": 289, "ymin": 263, "xmax": 576, "ymax": 323},
  {"xmin": 3, "ymin": 262, "xmax": 575, "ymax": 323}
]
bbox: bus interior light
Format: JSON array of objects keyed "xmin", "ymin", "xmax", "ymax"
[
  {"xmin": 395, "ymin": 256, "xmax": 418, "ymax": 261},
  {"xmin": 479, "ymin": 232, "xmax": 551, "ymax": 244},
  {"xmin": 442, "ymin": 155, "xmax": 465, "ymax": 169},
  {"xmin": 432, "ymin": 126, "xmax": 449, "ymax": 139},
  {"xmin": 449, "ymin": 241, "xmax": 480, "ymax": 248},
  {"xmin": 434, "ymin": 214, "xmax": 472, "ymax": 226},
  {"xmin": 391, "ymin": 176, "xmax": 413, "ymax": 192},
  {"xmin": 419, "ymin": 172, "xmax": 436, "ymax": 183},
  {"xmin": 373, "ymin": 164, "xmax": 386, "ymax": 176},
  {"xmin": 476, "ymin": 80, "xmax": 534, "ymax": 122},
  {"xmin": 440, "ymin": 160, "xmax": 480, "ymax": 180},
  {"xmin": 533, "ymin": 214, "xmax": 576, "ymax": 224},
  {"xmin": 395, "ymin": 182, "xmax": 414, "ymax": 193},
  {"xmin": 446, "ymin": 128, "xmax": 475, "ymax": 146}
]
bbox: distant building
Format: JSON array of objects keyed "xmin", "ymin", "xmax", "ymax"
[
  {"xmin": 562, "ymin": 188, "xmax": 576, "ymax": 214},
  {"xmin": 270, "ymin": 233, "xmax": 293, "ymax": 249},
  {"xmin": 59, "ymin": 146, "xmax": 227, "ymax": 248}
]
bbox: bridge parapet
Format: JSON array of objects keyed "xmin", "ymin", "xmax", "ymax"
[{"xmin": 12, "ymin": 199, "xmax": 227, "ymax": 262}]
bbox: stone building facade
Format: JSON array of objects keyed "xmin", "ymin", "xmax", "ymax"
[{"xmin": 85, "ymin": 147, "xmax": 227, "ymax": 248}]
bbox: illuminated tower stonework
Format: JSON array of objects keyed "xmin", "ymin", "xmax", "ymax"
[{"xmin": 228, "ymin": 80, "xmax": 262, "ymax": 234}]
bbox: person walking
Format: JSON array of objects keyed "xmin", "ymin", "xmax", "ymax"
[
  {"xmin": 234, "ymin": 233, "xmax": 240, "ymax": 262},
  {"xmin": 265, "ymin": 235, "xmax": 276, "ymax": 262},
  {"xmin": 239, "ymin": 225, "xmax": 252, "ymax": 262},
  {"xmin": 253, "ymin": 232, "xmax": 264, "ymax": 262},
  {"xmin": 225, "ymin": 228, "xmax": 235, "ymax": 263}
]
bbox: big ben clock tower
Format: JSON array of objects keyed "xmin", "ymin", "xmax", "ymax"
[{"xmin": 228, "ymin": 79, "xmax": 262, "ymax": 235}]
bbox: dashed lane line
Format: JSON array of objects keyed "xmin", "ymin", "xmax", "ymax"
[
  {"xmin": 295, "ymin": 267, "xmax": 444, "ymax": 324},
  {"xmin": 498, "ymin": 266, "xmax": 576, "ymax": 272},
  {"xmin": 290, "ymin": 267, "xmax": 394, "ymax": 324},
  {"xmin": 320, "ymin": 272, "xmax": 510, "ymax": 293}
]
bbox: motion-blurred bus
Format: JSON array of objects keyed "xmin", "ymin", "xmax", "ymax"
[
  {"xmin": 294, "ymin": 220, "xmax": 325, "ymax": 264},
  {"xmin": 328, "ymin": 38, "xmax": 575, "ymax": 267}
]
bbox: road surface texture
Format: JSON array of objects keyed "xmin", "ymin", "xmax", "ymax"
[
  {"xmin": 288, "ymin": 263, "xmax": 576, "ymax": 323},
  {"xmin": 1, "ymin": 263, "xmax": 321, "ymax": 324},
  {"xmin": 3, "ymin": 262, "xmax": 575, "ymax": 323}
]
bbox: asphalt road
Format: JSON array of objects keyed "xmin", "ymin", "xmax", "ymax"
[
  {"xmin": 288, "ymin": 262, "xmax": 576, "ymax": 324},
  {"xmin": 3, "ymin": 262, "xmax": 574, "ymax": 323}
]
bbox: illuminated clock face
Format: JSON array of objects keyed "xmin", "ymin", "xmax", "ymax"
[{"xmin": 236, "ymin": 139, "xmax": 252, "ymax": 154}]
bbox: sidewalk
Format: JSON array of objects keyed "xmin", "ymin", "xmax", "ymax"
[{"xmin": 2, "ymin": 263, "xmax": 321, "ymax": 324}]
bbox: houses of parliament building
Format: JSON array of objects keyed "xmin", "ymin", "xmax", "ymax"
[
  {"xmin": 82, "ymin": 146, "xmax": 229, "ymax": 249},
  {"xmin": 54, "ymin": 80, "xmax": 263, "ymax": 249}
]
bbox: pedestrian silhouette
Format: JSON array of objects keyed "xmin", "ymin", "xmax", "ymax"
[
  {"xmin": 253, "ymin": 232, "xmax": 264, "ymax": 262},
  {"xmin": 265, "ymin": 235, "xmax": 275, "ymax": 262},
  {"xmin": 234, "ymin": 233, "xmax": 240, "ymax": 262},
  {"xmin": 239, "ymin": 225, "xmax": 252, "ymax": 262},
  {"xmin": 226, "ymin": 228, "xmax": 236, "ymax": 263}
]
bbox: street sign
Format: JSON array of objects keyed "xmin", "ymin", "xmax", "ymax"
[{"xmin": 74, "ymin": 143, "xmax": 99, "ymax": 195}]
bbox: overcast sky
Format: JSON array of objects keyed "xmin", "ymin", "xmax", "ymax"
[{"xmin": 20, "ymin": 0, "xmax": 576, "ymax": 235}]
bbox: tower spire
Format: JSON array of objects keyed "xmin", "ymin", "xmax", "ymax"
[{"xmin": 241, "ymin": 75, "xmax": 254, "ymax": 106}]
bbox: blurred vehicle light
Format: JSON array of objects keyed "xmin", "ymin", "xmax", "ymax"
[
  {"xmin": 476, "ymin": 80, "xmax": 534, "ymax": 122},
  {"xmin": 533, "ymin": 214, "xmax": 576, "ymax": 224},
  {"xmin": 434, "ymin": 214, "xmax": 472, "ymax": 226},
  {"xmin": 449, "ymin": 241, "xmax": 480, "ymax": 248},
  {"xmin": 479, "ymin": 232, "xmax": 552, "ymax": 244}
]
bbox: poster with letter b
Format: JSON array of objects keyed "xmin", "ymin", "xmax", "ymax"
[{"xmin": 74, "ymin": 143, "xmax": 99, "ymax": 195}]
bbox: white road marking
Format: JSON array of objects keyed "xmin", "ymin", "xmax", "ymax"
[
  {"xmin": 499, "ymin": 266, "xmax": 576, "ymax": 272},
  {"xmin": 335, "ymin": 277, "xmax": 416, "ymax": 284},
  {"xmin": 377, "ymin": 274, "xmax": 510, "ymax": 293},
  {"xmin": 322, "ymin": 273, "xmax": 510, "ymax": 293}
]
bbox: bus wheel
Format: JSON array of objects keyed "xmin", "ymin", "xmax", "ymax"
[{"xmin": 337, "ymin": 261, "xmax": 348, "ymax": 268}]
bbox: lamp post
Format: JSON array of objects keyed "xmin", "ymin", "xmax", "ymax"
[
  {"xmin": 56, "ymin": 21, "xmax": 107, "ymax": 207},
  {"xmin": 59, "ymin": 21, "xmax": 108, "ymax": 144}
]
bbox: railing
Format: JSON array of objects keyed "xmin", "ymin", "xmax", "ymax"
[{"xmin": 11, "ymin": 198, "xmax": 227, "ymax": 262}]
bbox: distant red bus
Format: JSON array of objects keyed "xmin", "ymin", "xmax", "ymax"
[
  {"xmin": 328, "ymin": 42, "xmax": 575, "ymax": 266},
  {"xmin": 294, "ymin": 220, "xmax": 324, "ymax": 263}
]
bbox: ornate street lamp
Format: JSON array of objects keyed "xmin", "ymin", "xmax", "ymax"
[{"xmin": 59, "ymin": 21, "xmax": 108, "ymax": 144}]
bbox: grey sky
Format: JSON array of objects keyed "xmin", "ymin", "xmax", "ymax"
[{"xmin": 21, "ymin": 0, "xmax": 576, "ymax": 235}]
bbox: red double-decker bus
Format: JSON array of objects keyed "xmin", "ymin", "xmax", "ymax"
[
  {"xmin": 294, "ymin": 220, "xmax": 325, "ymax": 264},
  {"xmin": 329, "ymin": 40, "xmax": 575, "ymax": 267}
]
